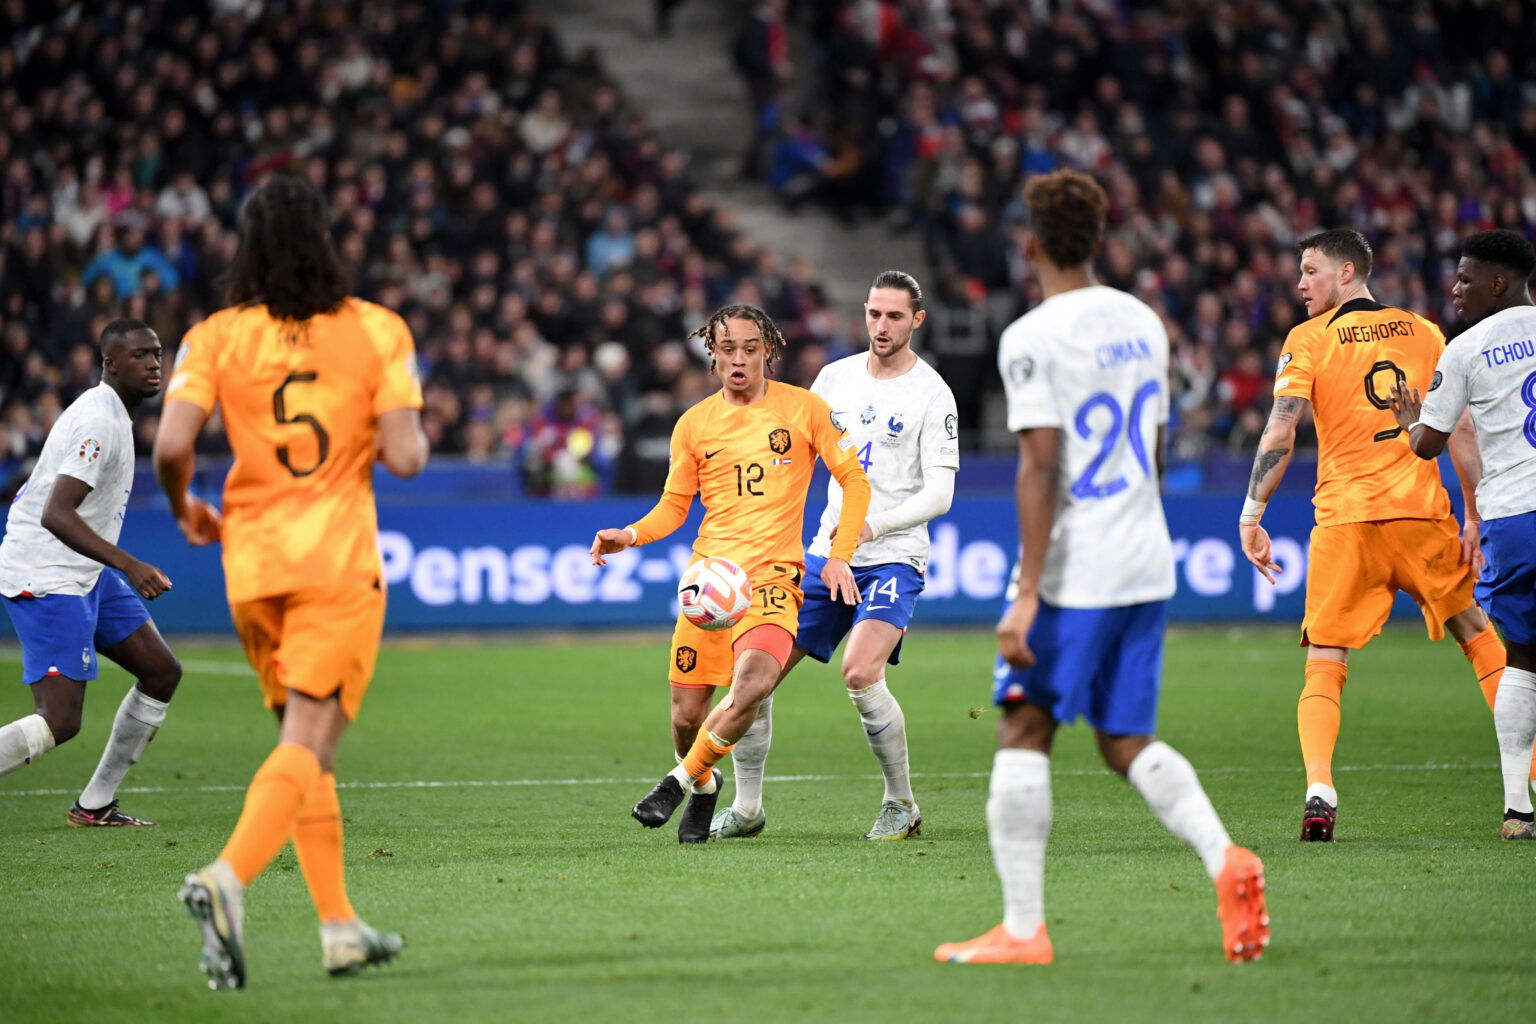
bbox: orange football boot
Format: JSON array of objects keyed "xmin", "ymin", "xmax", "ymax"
[
  {"xmin": 1215, "ymin": 845, "xmax": 1269, "ymax": 962},
  {"xmin": 934, "ymin": 923, "xmax": 1054, "ymax": 964}
]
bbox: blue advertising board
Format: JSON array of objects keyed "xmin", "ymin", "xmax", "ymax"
[{"xmin": 17, "ymin": 489, "xmax": 1356, "ymax": 636}]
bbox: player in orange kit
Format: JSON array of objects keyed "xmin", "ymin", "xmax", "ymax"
[
  {"xmin": 589, "ymin": 304, "xmax": 871, "ymax": 842},
  {"xmin": 1239, "ymin": 228, "xmax": 1503, "ymax": 841},
  {"xmin": 153, "ymin": 175, "xmax": 429, "ymax": 987}
]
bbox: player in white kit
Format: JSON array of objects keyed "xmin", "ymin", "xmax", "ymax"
[
  {"xmin": 0, "ymin": 319, "xmax": 182, "ymax": 826},
  {"xmin": 934, "ymin": 171, "xmax": 1268, "ymax": 965},
  {"xmin": 710, "ymin": 270, "xmax": 959, "ymax": 841},
  {"xmin": 1390, "ymin": 228, "xmax": 1536, "ymax": 840}
]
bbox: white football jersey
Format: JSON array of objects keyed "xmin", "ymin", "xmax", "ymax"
[
  {"xmin": 1419, "ymin": 305, "xmax": 1536, "ymax": 521},
  {"xmin": 0, "ymin": 383, "xmax": 137, "ymax": 596},
  {"xmin": 807, "ymin": 352, "xmax": 959, "ymax": 570},
  {"xmin": 997, "ymin": 285, "xmax": 1174, "ymax": 608}
]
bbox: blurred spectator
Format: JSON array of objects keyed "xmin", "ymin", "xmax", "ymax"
[{"xmin": 1, "ymin": 0, "xmax": 859, "ymax": 483}]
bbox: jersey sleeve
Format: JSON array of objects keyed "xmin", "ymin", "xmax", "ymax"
[
  {"xmin": 369, "ymin": 306, "xmax": 425, "ymax": 416},
  {"xmin": 920, "ymin": 384, "xmax": 960, "ymax": 470},
  {"xmin": 1419, "ymin": 340, "xmax": 1470, "ymax": 434},
  {"xmin": 165, "ymin": 317, "xmax": 220, "ymax": 412},
  {"xmin": 805, "ymin": 389, "xmax": 860, "ymax": 475},
  {"xmin": 1272, "ymin": 324, "xmax": 1316, "ymax": 401},
  {"xmin": 658, "ymin": 413, "xmax": 700, "ymax": 497},
  {"xmin": 54, "ymin": 411, "xmax": 114, "ymax": 488},
  {"xmin": 1000, "ymin": 332, "xmax": 1059, "ymax": 431}
]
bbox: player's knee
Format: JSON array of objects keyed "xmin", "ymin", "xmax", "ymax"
[
  {"xmin": 841, "ymin": 662, "xmax": 882, "ymax": 691},
  {"xmin": 138, "ymin": 656, "xmax": 183, "ymax": 702},
  {"xmin": 44, "ymin": 706, "xmax": 82, "ymax": 744}
]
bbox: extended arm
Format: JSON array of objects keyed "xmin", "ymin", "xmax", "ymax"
[
  {"xmin": 42, "ymin": 476, "xmax": 171, "ymax": 599},
  {"xmin": 589, "ymin": 490, "xmax": 691, "ymax": 566},
  {"xmin": 152, "ymin": 399, "xmax": 222, "ymax": 545},
  {"xmin": 821, "ymin": 458, "xmax": 871, "ymax": 605},
  {"xmin": 997, "ymin": 427, "xmax": 1060, "ymax": 669},
  {"xmin": 1390, "ymin": 383, "xmax": 1481, "ymax": 568},
  {"xmin": 1239, "ymin": 395, "xmax": 1308, "ymax": 584}
]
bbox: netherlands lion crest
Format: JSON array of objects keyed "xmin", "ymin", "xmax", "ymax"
[
  {"xmin": 675, "ymin": 646, "xmax": 698, "ymax": 673},
  {"xmin": 768, "ymin": 429, "xmax": 791, "ymax": 455}
]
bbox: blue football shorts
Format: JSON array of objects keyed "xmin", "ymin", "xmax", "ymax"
[
  {"xmin": 2, "ymin": 569, "xmax": 150, "ymax": 684},
  {"xmin": 796, "ymin": 553, "xmax": 925, "ymax": 665},
  {"xmin": 991, "ymin": 598, "xmax": 1167, "ymax": 736},
  {"xmin": 1477, "ymin": 511, "xmax": 1536, "ymax": 647}
]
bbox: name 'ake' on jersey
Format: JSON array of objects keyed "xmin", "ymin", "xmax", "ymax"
[
  {"xmin": 1419, "ymin": 305, "xmax": 1536, "ymax": 522},
  {"xmin": 998, "ymin": 285, "xmax": 1173, "ymax": 609},
  {"xmin": 0, "ymin": 383, "xmax": 136, "ymax": 597},
  {"xmin": 807, "ymin": 353, "xmax": 959, "ymax": 572},
  {"xmin": 1274, "ymin": 298, "xmax": 1449, "ymax": 525}
]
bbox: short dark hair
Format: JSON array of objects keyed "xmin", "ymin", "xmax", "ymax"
[
  {"xmin": 870, "ymin": 269, "xmax": 924, "ymax": 311},
  {"xmin": 1023, "ymin": 170, "xmax": 1108, "ymax": 269},
  {"xmin": 689, "ymin": 304, "xmax": 786, "ymax": 370},
  {"xmin": 223, "ymin": 175, "xmax": 350, "ymax": 321},
  {"xmin": 1461, "ymin": 229, "xmax": 1536, "ymax": 279},
  {"xmin": 99, "ymin": 317, "xmax": 151, "ymax": 352},
  {"xmin": 1297, "ymin": 228, "xmax": 1374, "ymax": 279}
]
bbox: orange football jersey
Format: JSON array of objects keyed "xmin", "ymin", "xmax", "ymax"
[
  {"xmin": 1273, "ymin": 298, "xmax": 1449, "ymax": 526},
  {"xmin": 634, "ymin": 380, "xmax": 865, "ymax": 570},
  {"xmin": 166, "ymin": 298, "xmax": 423, "ymax": 602}
]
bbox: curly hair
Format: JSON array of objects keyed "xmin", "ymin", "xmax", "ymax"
[
  {"xmin": 1297, "ymin": 228, "xmax": 1374, "ymax": 280},
  {"xmin": 223, "ymin": 175, "xmax": 350, "ymax": 321},
  {"xmin": 1461, "ymin": 229, "xmax": 1536, "ymax": 279},
  {"xmin": 1023, "ymin": 170, "xmax": 1108, "ymax": 268},
  {"xmin": 688, "ymin": 304, "xmax": 787, "ymax": 371}
]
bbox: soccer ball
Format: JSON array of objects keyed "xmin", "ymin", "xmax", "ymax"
[{"xmin": 678, "ymin": 556, "xmax": 752, "ymax": 632}]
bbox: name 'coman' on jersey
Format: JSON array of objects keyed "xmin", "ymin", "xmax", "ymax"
[
  {"xmin": 1274, "ymin": 298, "xmax": 1449, "ymax": 526},
  {"xmin": 997, "ymin": 285, "xmax": 1173, "ymax": 609}
]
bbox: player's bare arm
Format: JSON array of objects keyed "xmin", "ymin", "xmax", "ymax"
[
  {"xmin": 590, "ymin": 527, "xmax": 636, "ymax": 566},
  {"xmin": 1239, "ymin": 395, "xmax": 1308, "ymax": 584},
  {"xmin": 152, "ymin": 399, "xmax": 223, "ymax": 546},
  {"xmin": 999, "ymin": 427, "xmax": 1060, "ymax": 669},
  {"xmin": 376, "ymin": 406, "xmax": 430, "ymax": 478},
  {"xmin": 40, "ymin": 474, "xmax": 171, "ymax": 599},
  {"xmin": 1446, "ymin": 410, "xmax": 1484, "ymax": 569}
]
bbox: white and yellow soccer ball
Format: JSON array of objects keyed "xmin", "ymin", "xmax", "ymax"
[{"xmin": 678, "ymin": 556, "xmax": 752, "ymax": 632}]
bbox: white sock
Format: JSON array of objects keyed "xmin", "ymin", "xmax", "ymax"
[
  {"xmin": 1494, "ymin": 667, "xmax": 1536, "ymax": 815},
  {"xmin": 987, "ymin": 747, "xmax": 1050, "ymax": 939},
  {"xmin": 729, "ymin": 695, "xmax": 771, "ymax": 817},
  {"xmin": 1305, "ymin": 782, "xmax": 1339, "ymax": 807},
  {"xmin": 79, "ymin": 688, "xmax": 168, "ymax": 809},
  {"xmin": 667, "ymin": 761, "xmax": 719, "ymax": 795},
  {"xmin": 1127, "ymin": 740, "xmax": 1232, "ymax": 881},
  {"xmin": 0, "ymin": 714, "xmax": 56, "ymax": 775},
  {"xmin": 850, "ymin": 680, "xmax": 914, "ymax": 808}
]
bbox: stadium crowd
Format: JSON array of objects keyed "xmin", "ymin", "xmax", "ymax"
[
  {"xmin": 759, "ymin": 0, "xmax": 1536, "ymax": 458},
  {"xmin": 2, "ymin": 1, "xmax": 1533, "ymax": 496},
  {"xmin": 0, "ymin": 1, "xmax": 868, "ymax": 498}
]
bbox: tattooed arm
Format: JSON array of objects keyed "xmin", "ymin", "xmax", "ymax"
[{"xmin": 1239, "ymin": 396, "xmax": 1309, "ymax": 583}]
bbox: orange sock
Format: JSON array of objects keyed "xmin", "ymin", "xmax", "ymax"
[
  {"xmin": 220, "ymin": 742, "xmax": 322, "ymax": 886},
  {"xmin": 1459, "ymin": 626, "xmax": 1506, "ymax": 711},
  {"xmin": 293, "ymin": 772, "xmax": 355, "ymax": 923},
  {"xmin": 1298, "ymin": 660, "xmax": 1347, "ymax": 789},
  {"xmin": 681, "ymin": 730, "xmax": 734, "ymax": 786}
]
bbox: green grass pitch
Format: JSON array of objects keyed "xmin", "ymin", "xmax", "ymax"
[{"xmin": 1, "ymin": 625, "xmax": 1531, "ymax": 1023}]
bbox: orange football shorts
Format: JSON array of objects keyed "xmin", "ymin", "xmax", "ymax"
[
  {"xmin": 669, "ymin": 561, "xmax": 804, "ymax": 689},
  {"xmin": 1300, "ymin": 516, "xmax": 1476, "ymax": 649},
  {"xmin": 230, "ymin": 584, "xmax": 387, "ymax": 720}
]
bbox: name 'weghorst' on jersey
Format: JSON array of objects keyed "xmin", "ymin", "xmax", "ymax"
[
  {"xmin": 0, "ymin": 383, "xmax": 135, "ymax": 597},
  {"xmin": 997, "ymin": 285, "xmax": 1174, "ymax": 609},
  {"xmin": 807, "ymin": 353, "xmax": 959, "ymax": 572}
]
